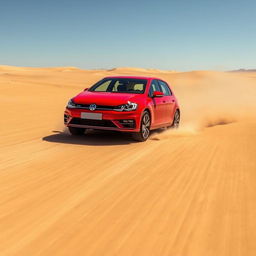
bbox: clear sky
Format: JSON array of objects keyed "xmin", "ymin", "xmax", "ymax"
[{"xmin": 1, "ymin": 0, "xmax": 255, "ymax": 70}]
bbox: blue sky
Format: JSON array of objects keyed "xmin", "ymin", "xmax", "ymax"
[{"xmin": 1, "ymin": 0, "xmax": 255, "ymax": 70}]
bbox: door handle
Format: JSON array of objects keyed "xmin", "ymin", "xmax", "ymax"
[{"xmin": 162, "ymin": 100, "xmax": 166, "ymax": 103}]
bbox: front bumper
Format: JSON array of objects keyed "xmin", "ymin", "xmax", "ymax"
[{"xmin": 64, "ymin": 108, "xmax": 141, "ymax": 132}]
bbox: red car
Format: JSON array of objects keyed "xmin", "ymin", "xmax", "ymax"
[{"xmin": 64, "ymin": 76, "xmax": 180, "ymax": 141}]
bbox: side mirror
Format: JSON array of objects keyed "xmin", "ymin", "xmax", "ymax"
[
  {"xmin": 153, "ymin": 91, "xmax": 164, "ymax": 97},
  {"xmin": 84, "ymin": 88, "xmax": 88, "ymax": 91}
]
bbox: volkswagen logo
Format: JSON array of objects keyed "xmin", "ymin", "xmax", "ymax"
[{"xmin": 89, "ymin": 104, "xmax": 97, "ymax": 111}]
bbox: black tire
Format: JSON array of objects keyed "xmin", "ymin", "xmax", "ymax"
[
  {"xmin": 170, "ymin": 110, "xmax": 180, "ymax": 129},
  {"xmin": 132, "ymin": 111, "xmax": 151, "ymax": 142},
  {"xmin": 68, "ymin": 127, "xmax": 86, "ymax": 135}
]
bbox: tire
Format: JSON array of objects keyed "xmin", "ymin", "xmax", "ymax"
[
  {"xmin": 68, "ymin": 127, "xmax": 86, "ymax": 135},
  {"xmin": 170, "ymin": 110, "xmax": 180, "ymax": 129},
  {"xmin": 132, "ymin": 111, "xmax": 151, "ymax": 142}
]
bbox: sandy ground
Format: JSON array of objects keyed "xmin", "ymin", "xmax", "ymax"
[{"xmin": 1, "ymin": 65, "xmax": 256, "ymax": 256}]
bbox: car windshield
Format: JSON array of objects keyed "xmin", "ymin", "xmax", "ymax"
[{"xmin": 89, "ymin": 78, "xmax": 147, "ymax": 94}]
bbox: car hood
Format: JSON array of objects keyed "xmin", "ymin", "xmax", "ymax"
[{"xmin": 73, "ymin": 91, "xmax": 143, "ymax": 106}]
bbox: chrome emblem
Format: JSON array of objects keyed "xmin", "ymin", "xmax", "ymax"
[{"xmin": 89, "ymin": 104, "xmax": 97, "ymax": 111}]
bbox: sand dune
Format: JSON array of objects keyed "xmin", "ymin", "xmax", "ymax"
[
  {"xmin": 107, "ymin": 67, "xmax": 176, "ymax": 74},
  {"xmin": 1, "ymin": 66, "xmax": 256, "ymax": 255}
]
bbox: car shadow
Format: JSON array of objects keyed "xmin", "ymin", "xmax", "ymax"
[{"xmin": 42, "ymin": 129, "xmax": 137, "ymax": 146}]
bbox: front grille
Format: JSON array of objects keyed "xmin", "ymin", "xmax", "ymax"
[
  {"xmin": 70, "ymin": 118, "xmax": 117, "ymax": 128},
  {"xmin": 74, "ymin": 104, "xmax": 116, "ymax": 111}
]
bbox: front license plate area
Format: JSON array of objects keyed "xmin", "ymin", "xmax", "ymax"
[{"xmin": 81, "ymin": 112, "xmax": 102, "ymax": 120}]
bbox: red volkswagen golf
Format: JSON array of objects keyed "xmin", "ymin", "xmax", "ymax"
[{"xmin": 64, "ymin": 76, "xmax": 180, "ymax": 141}]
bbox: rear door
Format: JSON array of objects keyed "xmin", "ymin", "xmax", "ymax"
[
  {"xmin": 148, "ymin": 80, "xmax": 165, "ymax": 125},
  {"xmin": 158, "ymin": 80, "xmax": 176, "ymax": 124}
]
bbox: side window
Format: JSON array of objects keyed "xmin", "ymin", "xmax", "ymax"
[
  {"xmin": 149, "ymin": 80, "xmax": 161, "ymax": 97},
  {"xmin": 158, "ymin": 80, "xmax": 172, "ymax": 96}
]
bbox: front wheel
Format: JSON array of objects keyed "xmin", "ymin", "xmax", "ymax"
[
  {"xmin": 132, "ymin": 111, "xmax": 151, "ymax": 142},
  {"xmin": 68, "ymin": 127, "xmax": 86, "ymax": 135}
]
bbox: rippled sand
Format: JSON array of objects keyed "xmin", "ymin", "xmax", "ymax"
[{"xmin": 1, "ymin": 66, "xmax": 256, "ymax": 255}]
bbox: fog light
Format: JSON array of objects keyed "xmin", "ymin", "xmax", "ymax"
[
  {"xmin": 64, "ymin": 114, "xmax": 69, "ymax": 124},
  {"xmin": 118, "ymin": 119, "xmax": 135, "ymax": 128}
]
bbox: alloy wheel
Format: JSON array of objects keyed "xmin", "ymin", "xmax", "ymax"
[
  {"xmin": 173, "ymin": 111, "xmax": 180, "ymax": 128},
  {"xmin": 142, "ymin": 112, "xmax": 150, "ymax": 139}
]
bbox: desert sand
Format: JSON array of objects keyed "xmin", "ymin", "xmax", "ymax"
[{"xmin": 0, "ymin": 65, "xmax": 256, "ymax": 255}]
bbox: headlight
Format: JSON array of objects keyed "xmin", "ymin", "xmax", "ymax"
[
  {"xmin": 114, "ymin": 101, "xmax": 138, "ymax": 112},
  {"xmin": 67, "ymin": 99, "xmax": 77, "ymax": 108}
]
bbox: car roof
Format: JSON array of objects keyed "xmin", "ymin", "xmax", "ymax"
[{"xmin": 103, "ymin": 75, "xmax": 162, "ymax": 80}]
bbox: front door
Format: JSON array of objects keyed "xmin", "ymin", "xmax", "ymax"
[{"xmin": 148, "ymin": 80, "xmax": 166, "ymax": 126}]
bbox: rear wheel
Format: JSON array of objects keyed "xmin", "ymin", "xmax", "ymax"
[
  {"xmin": 68, "ymin": 127, "xmax": 86, "ymax": 135},
  {"xmin": 170, "ymin": 110, "xmax": 180, "ymax": 128},
  {"xmin": 132, "ymin": 111, "xmax": 151, "ymax": 142}
]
